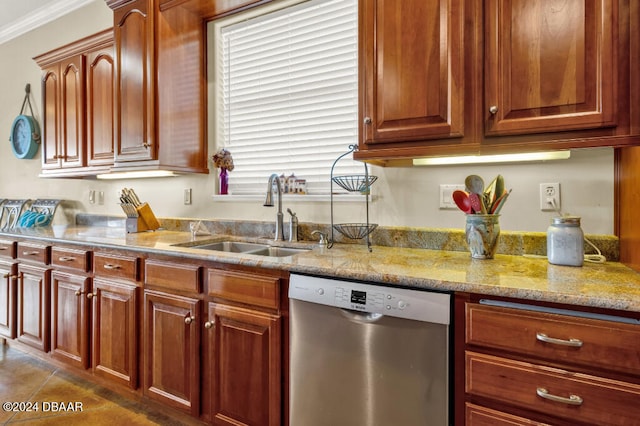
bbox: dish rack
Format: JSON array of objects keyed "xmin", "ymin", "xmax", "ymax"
[{"xmin": 329, "ymin": 144, "xmax": 377, "ymax": 251}]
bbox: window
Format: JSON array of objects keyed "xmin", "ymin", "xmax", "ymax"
[{"xmin": 211, "ymin": 0, "xmax": 362, "ymax": 195}]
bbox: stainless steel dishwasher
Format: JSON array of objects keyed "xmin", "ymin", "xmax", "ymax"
[{"xmin": 289, "ymin": 273, "xmax": 452, "ymax": 426}]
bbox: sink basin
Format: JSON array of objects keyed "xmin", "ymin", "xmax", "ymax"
[{"xmin": 175, "ymin": 240, "xmax": 309, "ymax": 257}]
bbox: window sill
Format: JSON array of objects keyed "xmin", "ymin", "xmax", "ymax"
[{"xmin": 211, "ymin": 194, "xmax": 375, "ymax": 202}]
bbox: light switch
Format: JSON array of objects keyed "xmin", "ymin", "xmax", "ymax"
[{"xmin": 439, "ymin": 184, "xmax": 465, "ymax": 209}]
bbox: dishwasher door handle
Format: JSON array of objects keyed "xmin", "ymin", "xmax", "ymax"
[{"xmin": 339, "ymin": 308, "xmax": 384, "ymax": 323}]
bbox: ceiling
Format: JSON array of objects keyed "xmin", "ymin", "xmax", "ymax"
[{"xmin": 0, "ymin": 0, "xmax": 94, "ymax": 45}]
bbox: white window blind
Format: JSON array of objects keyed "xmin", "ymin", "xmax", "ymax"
[{"xmin": 216, "ymin": 0, "xmax": 363, "ymax": 195}]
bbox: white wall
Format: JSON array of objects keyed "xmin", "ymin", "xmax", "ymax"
[{"xmin": 0, "ymin": 1, "xmax": 615, "ymax": 235}]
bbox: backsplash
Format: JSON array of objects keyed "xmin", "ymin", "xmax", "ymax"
[{"xmin": 76, "ymin": 214, "xmax": 619, "ymax": 261}]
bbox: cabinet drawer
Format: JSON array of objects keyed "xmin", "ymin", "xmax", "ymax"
[
  {"xmin": 17, "ymin": 242, "xmax": 50, "ymax": 264},
  {"xmin": 51, "ymin": 247, "xmax": 91, "ymax": 272},
  {"xmin": 466, "ymin": 351, "xmax": 640, "ymax": 426},
  {"xmin": 0, "ymin": 239, "xmax": 16, "ymax": 259},
  {"xmin": 466, "ymin": 403, "xmax": 551, "ymax": 426},
  {"xmin": 466, "ymin": 303, "xmax": 640, "ymax": 376},
  {"xmin": 94, "ymin": 253, "xmax": 139, "ymax": 282},
  {"xmin": 208, "ymin": 269, "xmax": 280, "ymax": 310},
  {"xmin": 145, "ymin": 260, "xmax": 201, "ymax": 293}
]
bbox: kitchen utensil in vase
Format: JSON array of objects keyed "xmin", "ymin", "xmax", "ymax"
[
  {"xmin": 453, "ymin": 190, "xmax": 473, "ymax": 214},
  {"xmin": 468, "ymin": 192, "xmax": 486, "ymax": 214}
]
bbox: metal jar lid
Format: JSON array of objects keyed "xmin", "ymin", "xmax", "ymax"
[{"xmin": 551, "ymin": 216, "xmax": 581, "ymax": 226}]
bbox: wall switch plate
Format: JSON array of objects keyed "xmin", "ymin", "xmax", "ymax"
[
  {"xmin": 184, "ymin": 188, "xmax": 192, "ymax": 205},
  {"xmin": 440, "ymin": 184, "xmax": 466, "ymax": 209},
  {"xmin": 540, "ymin": 182, "xmax": 560, "ymax": 211},
  {"xmin": 89, "ymin": 190, "xmax": 95, "ymax": 204},
  {"xmin": 98, "ymin": 191, "xmax": 104, "ymax": 205}
]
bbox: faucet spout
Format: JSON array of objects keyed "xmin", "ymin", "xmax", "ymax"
[{"xmin": 264, "ymin": 173, "xmax": 285, "ymax": 241}]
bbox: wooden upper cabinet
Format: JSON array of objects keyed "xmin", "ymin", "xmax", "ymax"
[
  {"xmin": 356, "ymin": 0, "xmax": 639, "ymax": 163},
  {"xmin": 86, "ymin": 44, "xmax": 115, "ymax": 167},
  {"xmin": 112, "ymin": 0, "xmax": 155, "ymax": 164},
  {"xmin": 41, "ymin": 55, "xmax": 85, "ymax": 170},
  {"xmin": 108, "ymin": 0, "xmax": 209, "ymax": 174},
  {"xmin": 34, "ymin": 29, "xmax": 114, "ymax": 176},
  {"xmin": 360, "ymin": 0, "xmax": 465, "ymax": 145},
  {"xmin": 484, "ymin": 0, "xmax": 616, "ymax": 136}
]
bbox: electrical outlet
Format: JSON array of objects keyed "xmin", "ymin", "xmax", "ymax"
[
  {"xmin": 439, "ymin": 184, "xmax": 466, "ymax": 209},
  {"xmin": 539, "ymin": 183, "xmax": 560, "ymax": 211},
  {"xmin": 184, "ymin": 188, "xmax": 192, "ymax": 205}
]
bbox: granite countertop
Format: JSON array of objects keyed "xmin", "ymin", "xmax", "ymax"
[{"xmin": 3, "ymin": 225, "xmax": 640, "ymax": 313}]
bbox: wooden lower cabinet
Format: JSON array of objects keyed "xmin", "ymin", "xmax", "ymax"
[
  {"xmin": 91, "ymin": 278, "xmax": 139, "ymax": 389},
  {"xmin": 143, "ymin": 289, "xmax": 201, "ymax": 416},
  {"xmin": 207, "ymin": 302, "xmax": 281, "ymax": 426},
  {"xmin": 0, "ymin": 260, "xmax": 16, "ymax": 339},
  {"xmin": 50, "ymin": 271, "xmax": 91, "ymax": 368},
  {"xmin": 464, "ymin": 298, "xmax": 640, "ymax": 425},
  {"xmin": 16, "ymin": 264, "xmax": 51, "ymax": 352}
]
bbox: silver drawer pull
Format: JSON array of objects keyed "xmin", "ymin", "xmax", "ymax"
[
  {"xmin": 103, "ymin": 264, "xmax": 121, "ymax": 270},
  {"xmin": 22, "ymin": 251, "xmax": 39, "ymax": 256},
  {"xmin": 536, "ymin": 387, "xmax": 583, "ymax": 406},
  {"xmin": 0, "ymin": 246, "xmax": 8, "ymax": 250},
  {"xmin": 58, "ymin": 256, "xmax": 76, "ymax": 262},
  {"xmin": 536, "ymin": 332, "xmax": 583, "ymax": 347}
]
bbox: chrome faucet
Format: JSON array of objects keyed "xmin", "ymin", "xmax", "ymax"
[{"xmin": 264, "ymin": 173, "xmax": 285, "ymax": 241}]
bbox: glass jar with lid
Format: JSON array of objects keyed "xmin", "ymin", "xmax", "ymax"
[{"xmin": 547, "ymin": 216, "xmax": 584, "ymax": 266}]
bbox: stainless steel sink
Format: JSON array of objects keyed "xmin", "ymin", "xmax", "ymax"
[{"xmin": 174, "ymin": 240, "xmax": 309, "ymax": 257}]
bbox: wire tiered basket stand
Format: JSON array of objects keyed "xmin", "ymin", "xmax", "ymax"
[{"xmin": 328, "ymin": 145, "xmax": 378, "ymax": 251}]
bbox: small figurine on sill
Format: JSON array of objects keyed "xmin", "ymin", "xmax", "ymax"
[{"xmin": 212, "ymin": 148, "xmax": 234, "ymax": 195}]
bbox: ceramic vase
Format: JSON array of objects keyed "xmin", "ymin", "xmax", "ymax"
[{"xmin": 465, "ymin": 214, "xmax": 500, "ymax": 259}]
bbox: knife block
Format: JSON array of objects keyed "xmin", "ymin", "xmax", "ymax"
[{"xmin": 125, "ymin": 203, "xmax": 160, "ymax": 233}]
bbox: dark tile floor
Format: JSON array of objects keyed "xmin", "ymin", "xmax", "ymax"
[{"xmin": 0, "ymin": 343, "xmax": 195, "ymax": 425}]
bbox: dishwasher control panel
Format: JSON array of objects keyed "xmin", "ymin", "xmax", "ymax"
[{"xmin": 289, "ymin": 273, "xmax": 450, "ymax": 324}]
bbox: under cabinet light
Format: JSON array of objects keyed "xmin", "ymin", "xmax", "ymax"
[
  {"xmin": 96, "ymin": 170, "xmax": 178, "ymax": 180},
  {"xmin": 412, "ymin": 151, "xmax": 571, "ymax": 166}
]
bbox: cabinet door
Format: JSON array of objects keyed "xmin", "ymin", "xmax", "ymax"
[
  {"xmin": 41, "ymin": 65, "xmax": 61, "ymax": 169},
  {"xmin": 59, "ymin": 55, "xmax": 86, "ymax": 168},
  {"xmin": 485, "ymin": 0, "xmax": 616, "ymax": 135},
  {"xmin": 16, "ymin": 264, "xmax": 51, "ymax": 352},
  {"xmin": 92, "ymin": 279, "xmax": 138, "ymax": 389},
  {"xmin": 208, "ymin": 302, "xmax": 281, "ymax": 426},
  {"xmin": 0, "ymin": 262, "xmax": 16, "ymax": 339},
  {"xmin": 360, "ymin": 0, "xmax": 465, "ymax": 144},
  {"xmin": 113, "ymin": 0, "xmax": 155, "ymax": 163},
  {"xmin": 144, "ymin": 290, "xmax": 200, "ymax": 416},
  {"xmin": 86, "ymin": 45, "xmax": 115, "ymax": 168},
  {"xmin": 51, "ymin": 271, "xmax": 90, "ymax": 369}
]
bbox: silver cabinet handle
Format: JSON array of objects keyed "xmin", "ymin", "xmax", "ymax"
[
  {"xmin": 363, "ymin": 117, "xmax": 372, "ymax": 124},
  {"xmin": 58, "ymin": 256, "xmax": 75, "ymax": 262},
  {"xmin": 103, "ymin": 264, "xmax": 121, "ymax": 270},
  {"xmin": 536, "ymin": 332, "xmax": 583, "ymax": 347},
  {"xmin": 204, "ymin": 320, "xmax": 215, "ymax": 329},
  {"xmin": 536, "ymin": 387, "xmax": 583, "ymax": 406},
  {"xmin": 184, "ymin": 316, "xmax": 195, "ymax": 325},
  {"xmin": 22, "ymin": 251, "xmax": 39, "ymax": 256},
  {"xmin": 489, "ymin": 105, "xmax": 498, "ymax": 114},
  {"xmin": 0, "ymin": 246, "xmax": 8, "ymax": 250}
]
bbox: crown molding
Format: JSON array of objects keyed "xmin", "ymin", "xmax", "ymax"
[{"xmin": 0, "ymin": 0, "xmax": 95, "ymax": 45}]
